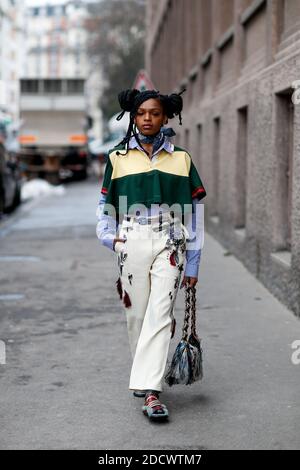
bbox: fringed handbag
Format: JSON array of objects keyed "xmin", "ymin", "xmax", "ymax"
[{"xmin": 164, "ymin": 285, "xmax": 203, "ymax": 386}]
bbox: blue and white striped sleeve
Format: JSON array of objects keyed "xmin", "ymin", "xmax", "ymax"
[
  {"xmin": 184, "ymin": 197, "xmax": 204, "ymax": 278},
  {"xmin": 96, "ymin": 192, "xmax": 119, "ymax": 251}
]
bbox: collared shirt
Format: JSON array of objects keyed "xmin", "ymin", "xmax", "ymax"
[
  {"xmin": 96, "ymin": 135, "xmax": 204, "ymax": 278},
  {"xmin": 128, "ymin": 133, "xmax": 174, "ymax": 160}
]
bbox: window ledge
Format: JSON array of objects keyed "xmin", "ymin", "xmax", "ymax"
[
  {"xmin": 188, "ymin": 64, "xmax": 199, "ymax": 81},
  {"xmin": 234, "ymin": 227, "xmax": 246, "ymax": 241},
  {"xmin": 201, "ymin": 48, "xmax": 213, "ymax": 67},
  {"xmin": 240, "ymin": 0, "xmax": 266, "ymax": 26},
  {"xmin": 216, "ymin": 25, "xmax": 234, "ymax": 50},
  {"xmin": 270, "ymin": 250, "xmax": 291, "ymax": 270}
]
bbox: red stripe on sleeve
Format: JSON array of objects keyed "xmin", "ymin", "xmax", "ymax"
[{"xmin": 192, "ymin": 187, "xmax": 206, "ymax": 198}]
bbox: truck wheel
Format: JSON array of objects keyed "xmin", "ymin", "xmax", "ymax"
[{"xmin": 12, "ymin": 185, "xmax": 21, "ymax": 209}]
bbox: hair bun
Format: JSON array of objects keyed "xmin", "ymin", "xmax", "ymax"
[
  {"xmin": 166, "ymin": 93, "xmax": 183, "ymax": 118},
  {"xmin": 118, "ymin": 89, "xmax": 140, "ymax": 112}
]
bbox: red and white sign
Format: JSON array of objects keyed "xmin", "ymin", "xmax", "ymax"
[{"xmin": 133, "ymin": 69, "xmax": 156, "ymax": 91}]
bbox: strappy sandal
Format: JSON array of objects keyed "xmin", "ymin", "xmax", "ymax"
[{"xmin": 142, "ymin": 392, "xmax": 169, "ymax": 421}]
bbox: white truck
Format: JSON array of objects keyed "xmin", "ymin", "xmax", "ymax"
[{"xmin": 18, "ymin": 78, "xmax": 89, "ymax": 184}]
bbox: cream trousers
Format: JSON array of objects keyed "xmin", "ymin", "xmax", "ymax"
[{"xmin": 114, "ymin": 213, "xmax": 188, "ymax": 392}]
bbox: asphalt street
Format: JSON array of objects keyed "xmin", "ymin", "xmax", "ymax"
[{"xmin": 0, "ymin": 176, "xmax": 299, "ymax": 450}]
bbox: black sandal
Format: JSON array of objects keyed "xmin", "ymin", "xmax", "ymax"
[{"xmin": 133, "ymin": 390, "xmax": 146, "ymax": 397}]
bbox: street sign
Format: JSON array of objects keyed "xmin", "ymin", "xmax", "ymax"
[{"xmin": 133, "ymin": 69, "xmax": 156, "ymax": 91}]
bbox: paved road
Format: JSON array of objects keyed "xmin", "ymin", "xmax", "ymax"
[{"xmin": 0, "ymin": 176, "xmax": 299, "ymax": 450}]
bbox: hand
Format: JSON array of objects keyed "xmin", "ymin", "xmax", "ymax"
[
  {"xmin": 180, "ymin": 275, "xmax": 198, "ymax": 289},
  {"xmin": 113, "ymin": 237, "xmax": 126, "ymax": 251}
]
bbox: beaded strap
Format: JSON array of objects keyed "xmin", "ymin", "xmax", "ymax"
[
  {"xmin": 145, "ymin": 394, "xmax": 165, "ymax": 409},
  {"xmin": 190, "ymin": 285, "xmax": 197, "ymax": 337},
  {"xmin": 147, "ymin": 399, "xmax": 162, "ymax": 408},
  {"xmin": 182, "ymin": 285, "xmax": 197, "ymax": 341}
]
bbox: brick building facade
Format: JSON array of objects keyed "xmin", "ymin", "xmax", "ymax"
[{"xmin": 146, "ymin": 0, "xmax": 300, "ymax": 316}]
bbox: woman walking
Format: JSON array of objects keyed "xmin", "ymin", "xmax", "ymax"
[{"xmin": 96, "ymin": 88, "xmax": 206, "ymax": 421}]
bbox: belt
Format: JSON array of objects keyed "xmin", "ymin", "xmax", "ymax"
[{"xmin": 124, "ymin": 211, "xmax": 175, "ymax": 226}]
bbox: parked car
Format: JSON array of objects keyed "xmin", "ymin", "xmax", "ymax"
[{"xmin": 0, "ymin": 142, "xmax": 21, "ymax": 217}]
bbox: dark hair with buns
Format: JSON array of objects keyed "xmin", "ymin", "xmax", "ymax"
[{"xmin": 114, "ymin": 87, "xmax": 186, "ymax": 156}]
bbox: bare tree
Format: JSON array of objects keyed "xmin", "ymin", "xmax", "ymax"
[{"xmin": 85, "ymin": 0, "xmax": 146, "ymax": 121}]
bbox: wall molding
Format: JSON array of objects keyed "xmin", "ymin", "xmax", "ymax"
[{"xmin": 240, "ymin": 0, "xmax": 266, "ymax": 26}]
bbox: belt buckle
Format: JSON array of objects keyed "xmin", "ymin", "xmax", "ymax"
[
  {"xmin": 122, "ymin": 215, "xmax": 133, "ymax": 228},
  {"xmin": 138, "ymin": 216, "xmax": 148, "ymax": 225}
]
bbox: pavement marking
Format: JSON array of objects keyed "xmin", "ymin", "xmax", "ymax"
[
  {"xmin": 0, "ymin": 340, "xmax": 5, "ymax": 364},
  {"xmin": 0, "ymin": 255, "xmax": 41, "ymax": 262},
  {"xmin": 0, "ymin": 294, "xmax": 25, "ymax": 301}
]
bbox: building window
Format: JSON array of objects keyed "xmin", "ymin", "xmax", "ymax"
[
  {"xmin": 241, "ymin": 0, "xmax": 267, "ymax": 71},
  {"xmin": 20, "ymin": 79, "xmax": 39, "ymax": 93},
  {"xmin": 212, "ymin": 117, "xmax": 221, "ymax": 216},
  {"xmin": 67, "ymin": 79, "xmax": 84, "ymax": 94},
  {"xmin": 44, "ymin": 79, "xmax": 62, "ymax": 93},
  {"xmin": 274, "ymin": 90, "xmax": 294, "ymax": 252},
  {"xmin": 279, "ymin": 0, "xmax": 300, "ymax": 40},
  {"xmin": 201, "ymin": 0, "xmax": 212, "ymax": 53},
  {"xmin": 218, "ymin": 0, "xmax": 234, "ymax": 37},
  {"xmin": 196, "ymin": 123, "xmax": 203, "ymax": 172},
  {"xmin": 185, "ymin": 128, "xmax": 190, "ymax": 152},
  {"xmin": 235, "ymin": 106, "xmax": 248, "ymax": 229}
]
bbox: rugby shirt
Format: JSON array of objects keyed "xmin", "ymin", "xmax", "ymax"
[
  {"xmin": 96, "ymin": 135, "xmax": 206, "ymax": 278},
  {"xmin": 100, "ymin": 140, "xmax": 206, "ymax": 216}
]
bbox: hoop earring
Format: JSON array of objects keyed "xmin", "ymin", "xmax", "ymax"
[{"xmin": 133, "ymin": 122, "xmax": 139, "ymax": 136}]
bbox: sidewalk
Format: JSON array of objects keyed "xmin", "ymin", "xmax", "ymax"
[{"xmin": 0, "ymin": 178, "xmax": 299, "ymax": 449}]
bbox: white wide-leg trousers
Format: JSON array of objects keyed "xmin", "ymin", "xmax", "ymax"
[{"xmin": 114, "ymin": 213, "xmax": 188, "ymax": 392}]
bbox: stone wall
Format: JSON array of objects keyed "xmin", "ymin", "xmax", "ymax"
[{"xmin": 146, "ymin": 0, "xmax": 300, "ymax": 316}]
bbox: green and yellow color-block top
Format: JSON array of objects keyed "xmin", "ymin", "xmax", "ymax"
[{"xmin": 100, "ymin": 143, "xmax": 206, "ymax": 216}]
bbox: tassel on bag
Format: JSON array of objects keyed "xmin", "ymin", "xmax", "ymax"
[
  {"xmin": 164, "ymin": 285, "xmax": 203, "ymax": 386},
  {"xmin": 116, "ymin": 277, "xmax": 132, "ymax": 308},
  {"xmin": 116, "ymin": 277, "xmax": 123, "ymax": 299}
]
